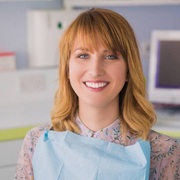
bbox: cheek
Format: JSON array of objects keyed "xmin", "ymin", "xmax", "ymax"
[
  {"xmin": 113, "ymin": 64, "xmax": 128, "ymax": 81},
  {"xmin": 69, "ymin": 59, "xmax": 82, "ymax": 71},
  {"xmin": 69, "ymin": 60, "xmax": 77, "ymax": 78}
]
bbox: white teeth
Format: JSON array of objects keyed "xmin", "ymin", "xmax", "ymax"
[{"xmin": 85, "ymin": 82, "xmax": 107, "ymax": 88}]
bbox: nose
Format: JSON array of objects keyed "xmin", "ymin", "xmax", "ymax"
[{"xmin": 88, "ymin": 58, "xmax": 104, "ymax": 77}]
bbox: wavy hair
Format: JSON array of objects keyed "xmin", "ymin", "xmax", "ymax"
[{"xmin": 51, "ymin": 8, "xmax": 156, "ymax": 140}]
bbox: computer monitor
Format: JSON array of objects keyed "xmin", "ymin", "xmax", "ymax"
[{"xmin": 148, "ymin": 30, "xmax": 180, "ymax": 105}]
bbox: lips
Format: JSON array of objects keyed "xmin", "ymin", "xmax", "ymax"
[{"xmin": 84, "ymin": 82, "xmax": 108, "ymax": 89}]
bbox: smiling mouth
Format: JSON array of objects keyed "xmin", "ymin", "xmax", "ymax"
[{"xmin": 84, "ymin": 82, "xmax": 108, "ymax": 89}]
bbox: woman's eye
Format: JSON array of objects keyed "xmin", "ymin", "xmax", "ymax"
[
  {"xmin": 105, "ymin": 55, "xmax": 118, "ymax": 60},
  {"xmin": 78, "ymin": 54, "xmax": 89, "ymax": 59}
]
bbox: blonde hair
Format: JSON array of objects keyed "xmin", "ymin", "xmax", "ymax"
[{"xmin": 51, "ymin": 8, "xmax": 156, "ymax": 140}]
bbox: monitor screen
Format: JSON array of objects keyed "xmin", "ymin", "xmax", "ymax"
[
  {"xmin": 148, "ymin": 30, "xmax": 180, "ymax": 105},
  {"xmin": 156, "ymin": 40, "xmax": 180, "ymax": 88}
]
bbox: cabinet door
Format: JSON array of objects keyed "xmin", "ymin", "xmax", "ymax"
[
  {"xmin": 0, "ymin": 140, "xmax": 23, "ymax": 179},
  {"xmin": 0, "ymin": 167, "xmax": 16, "ymax": 180}
]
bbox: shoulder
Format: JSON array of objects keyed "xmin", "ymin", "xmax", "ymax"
[
  {"xmin": 26, "ymin": 123, "xmax": 51, "ymax": 138},
  {"xmin": 148, "ymin": 130, "xmax": 180, "ymax": 179},
  {"xmin": 15, "ymin": 123, "xmax": 51, "ymax": 179},
  {"xmin": 148, "ymin": 130, "xmax": 180, "ymax": 154},
  {"xmin": 21, "ymin": 123, "xmax": 51, "ymax": 159},
  {"xmin": 24, "ymin": 123, "xmax": 51, "ymax": 150},
  {"xmin": 21, "ymin": 123, "xmax": 51, "ymax": 160}
]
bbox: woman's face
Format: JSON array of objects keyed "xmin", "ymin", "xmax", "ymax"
[{"xmin": 69, "ymin": 36, "xmax": 128, "ymax": 108}]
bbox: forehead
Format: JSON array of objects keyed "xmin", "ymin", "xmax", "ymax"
[
  {"xmin": 71, "ymin": 33, "xmax": 116, "ymax": 54},
  {"xmin": 72, "ymin": 34, "xmax": 102, "ymax": 50}
]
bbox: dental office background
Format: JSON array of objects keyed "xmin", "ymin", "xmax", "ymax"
[{"xmin": 0, "ymin": 0, "xmax": 180, "ymax": 179}]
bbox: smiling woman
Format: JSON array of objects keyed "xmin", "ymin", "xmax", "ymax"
[
  {"xmin": 15, "ymin": 8, "xmax": 180, "ymax": 180},
  {"xmin": 52, "ymin": 8, "xmax": 154, "ymax": 139}
]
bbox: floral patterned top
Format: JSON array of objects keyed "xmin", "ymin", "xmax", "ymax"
[{"xmin": 15, "ymin": 117, "xmax": 180, "ymax": 180}]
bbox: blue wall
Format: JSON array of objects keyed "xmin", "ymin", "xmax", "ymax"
[{"xmin": 0, "ymin": 2, "xmax": 180, "ymax": 79}]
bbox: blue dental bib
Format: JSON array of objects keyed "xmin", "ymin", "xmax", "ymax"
[{"xmin": 32, "ymin": 130, "xmax": 150, "ymax": 180}]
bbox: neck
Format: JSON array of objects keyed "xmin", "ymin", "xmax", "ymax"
[{"xmin": 78, "ymin": 101, "xmax": 119, "ymax": 132}]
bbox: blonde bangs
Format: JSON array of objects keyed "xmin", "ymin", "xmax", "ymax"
[{"xmin": 65, "ymin": 10, "xmax": 127, "ymax": 57}]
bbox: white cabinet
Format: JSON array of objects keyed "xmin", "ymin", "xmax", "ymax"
[
  {"xmin": 64, "ymin": 0, "xmax": 180, "ymax": 8},
  {"xmin": 0, "ymin": 140, "xmax": 23, "ymax": 180},
  {"xmin": 0, "ymin": 68, "xmax": 58, "ymax": 129},
  {"xmin": 27, "ymin": 10, "xmax": 83, "ymax": 68},
  {"xmin": 0, "ymin": 68, "xmax": 58, "ymax": 179}
]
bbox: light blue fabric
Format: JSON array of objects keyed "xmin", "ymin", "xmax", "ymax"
[{"xmin": 32, "ymin": 130, "xmax": 150, "ymax": 180}]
